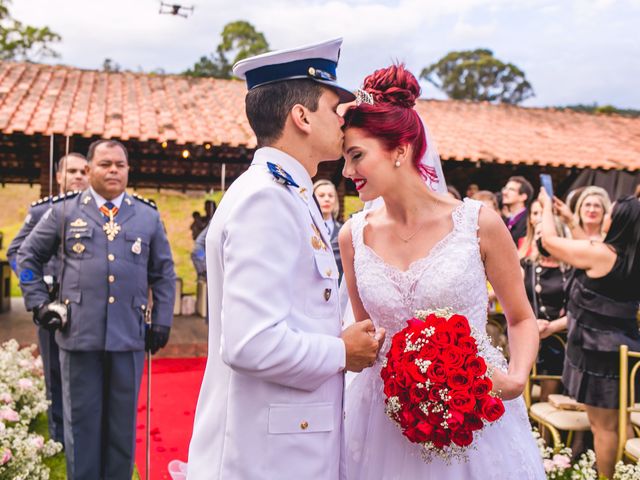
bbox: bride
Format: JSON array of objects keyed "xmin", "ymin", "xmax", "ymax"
[{"xmin": 339, "ymin": 65, "xmax": 545, "ymax": 479}]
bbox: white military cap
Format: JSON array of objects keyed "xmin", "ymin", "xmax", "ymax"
[{"xmin": 232, "ymin": 37, "xmax": 355, "ymax": 103}]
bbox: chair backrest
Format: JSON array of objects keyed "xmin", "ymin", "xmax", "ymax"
[{"xmin": 617, "ymin": 345, "xmax": 640, "ymax": 462}]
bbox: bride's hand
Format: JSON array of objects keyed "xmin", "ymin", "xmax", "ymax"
[{"xmin": 488, "ymin": 366, "xmax": 526, "ymax": 401}]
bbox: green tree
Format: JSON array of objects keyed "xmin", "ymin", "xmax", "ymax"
[
  {"xmin": 0, "ymin": 0, "xmax": 61, "ymax": 61},
  {"xmin": 184, "ymin": 20, "xmax": 269, "ymax": 78},
  {"xmin": 421, "ymin": 49, "xmax": 534, "ymax": 105}
]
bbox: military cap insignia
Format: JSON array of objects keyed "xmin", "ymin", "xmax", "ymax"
[
  {"xmin": 132, "ymin": 193, "xmax": 157, "ymax": 209},
  {"xmin": 70, "ymin": 218, "xmax": 88, "ymax": 227},
  {"xmin": 267, "ymin": 162, "xmax": 299, "ymax": 188}
]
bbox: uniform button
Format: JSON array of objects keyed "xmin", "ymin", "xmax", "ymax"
[
  {"xmin": 300, "ymin": 421, "xmax": 309, "ymax": 430},
  {"xmin": 64, "ymin": 299, "xmax": 70, "ymax": 305},
  {"xmin": 108, "ymin": 275, "xmax": 115, "ymax": 283},
  {"xmin": 74, "ymin": 233, "xmax": 80, "ymax": 239},
  {"xmin": 108, "ymin": 296, "xmax": 115, "ymax": 304},
  {"xmin": 108, "ymin": 254, "xmax": 115, "ymax": 261}
]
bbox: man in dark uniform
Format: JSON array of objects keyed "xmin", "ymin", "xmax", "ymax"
[
  {"xmin": 17, "ymin": 139, "xmax": 176, "ymax": 479},
  {"xmin": 7, "ymin": 152, "xmax": 89, "ymax": 445}
]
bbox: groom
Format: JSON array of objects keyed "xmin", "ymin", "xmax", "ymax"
[{"xmin": 187, "ymin": 38, "xmax": 385, "ymax": 479}]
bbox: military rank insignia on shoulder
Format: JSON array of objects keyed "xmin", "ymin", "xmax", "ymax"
[
  {"xmin": 31, "ymin": 190, "xmax": 81, "ymax": 207},
  {"xmin": 132, "ymin": 193, "xmax": 157, "ymax": 209},
  {"xmin": 267, "ymin": 162, "xmax": 299, "ymax": 188}
]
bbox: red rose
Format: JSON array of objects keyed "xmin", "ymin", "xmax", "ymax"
[
  {"xmin": 417, "ymin": 421, "xmax": 434, "ymax": 438},
  {"xmin": 432, "ymin": 427, "xmax": 451, "ymax": 449},
  {"xmin": 383, "ymin": 378, "xmax": 401, "ymax": 398},
  {"xmin": 449, "ymin": 314, "xmax": 471, "ymax": 337},
  {"xmin": 449, "ymin": 390, "xmax": 476, "ymax": 413},
  {"xmin": 466, "ymin": 356, "xmax": 487, "ymax": 377},
  {"xmin": 421, "ymin": 342, "xmax": 440, "ymax": 360},
  {"xmin": 441, "ymin": 346, "xmax": 465, "ymax": 369},
  {"xmin": 447, "ymin": 369, "xmax": 472, "ymax": 390},
  {"xmin": 404, "ymin": 425, "xmax": 427, "ymax": 443},
  {"xmin": 407, "ymin": 317, "xmax": 424, "ymax": 330},
  {"xmin": 399, "ymin": 407, "xmax": 416, "ymax": 427},
  {"xmin": 480, "ymin": 395, "xmax": 505, "ymax": 422},
  {"xmin": 471, "ymin": 377, "xmax": 492, "ymax": 397},
  {"xmin": 458, "ymin": 336, "xmax": 478, "ymax": 356},
  {"xmin": 446, "ymin": 410, "xmax": 465, "ymax": 431},
  {"xmin": 451, "ymin": 427, "xmax": 474, "ymax": 447},
  {"xmin": 426, "ymin": 361, "xmax": 448, "ymax": 384},
  {"xmin": 465, "ymin": 412, "xmax": 484, "ymax": 431},
  {"xmin": 409, "ymin": 385, "xmax": 428, "ymax": 404},
  {"xmin": 428, "ymin": 386, "xmax": 443, "ymax": 403},
  {"xmin": 426, "ymin": 410, "xmax": 444, "ymax": 426},
  {"xmin": 431, "ymin": 325, "xmax": 454, "ymax": 346},
  {"xmin": 406, "ymin": 362, "xmax": 428, "ymax": 383}
]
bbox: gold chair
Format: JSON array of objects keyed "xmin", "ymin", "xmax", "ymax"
[
  {"xmin": 616, "ymin": 345, "xmax": 640, "ymax": 463},
  {"xmin": 525, "ymin": 334, "xmax": 591, "ymax": 451}
]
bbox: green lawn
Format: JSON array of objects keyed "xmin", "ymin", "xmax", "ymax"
[{"xmin": 0, "ymin": 184, "xmax": 363, "ymax": 298}]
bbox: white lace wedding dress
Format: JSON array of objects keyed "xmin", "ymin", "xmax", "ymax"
[{"xmin": 345, "ymin": 198, "xmax": 545, "ymax": 479}]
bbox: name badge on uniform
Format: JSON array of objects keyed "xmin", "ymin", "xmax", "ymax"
[{"xmin": 131, "ymin": 238, "xmax": 142, "ymax": 255}]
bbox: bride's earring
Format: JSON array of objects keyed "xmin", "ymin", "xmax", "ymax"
[{"xmin": 394, "ymin": 160, "xmax": 401, "ymax": 168}]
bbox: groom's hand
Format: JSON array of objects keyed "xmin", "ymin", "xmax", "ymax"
[{"xmin": 342, "ymin": 319, "xmax": 386, "ymax": 372}]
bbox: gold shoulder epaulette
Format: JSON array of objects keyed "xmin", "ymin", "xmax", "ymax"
[{"xmin": 132, "ymin": 193, "xmax": 157, "ymax": 209}]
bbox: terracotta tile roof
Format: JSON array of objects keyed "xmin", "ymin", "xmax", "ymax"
[{"xmin": 1, "ymin": 61, "xmax": 639, "ymax": 171}]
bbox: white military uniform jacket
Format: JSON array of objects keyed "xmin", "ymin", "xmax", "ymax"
[{"xmin": 188, "ymin": 147, "xmax": 346, "ymax": 480}]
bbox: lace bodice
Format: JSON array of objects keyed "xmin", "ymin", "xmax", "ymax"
[{"xmin": 351, "ymin": 198, "xmax": 506, "ymax": 369}]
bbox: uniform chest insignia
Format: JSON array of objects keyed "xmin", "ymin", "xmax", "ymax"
[
  {"xmin": 267, "ymin": 162, "xmax": 299, "ymax": 188},
  {"xmin": 72, "ymin": 243, "xmax": 85, "ymax": 254},
  {"xmin": 70, "ymin": 218, "xmax": 88, "ymax": 227},
  {"xmin": 310, "ymin": 223, "xmax": 328, "ymax": 251},
  {"xmin": 131, "ymin": 238, "xmax": 142, "ymax": 255}
]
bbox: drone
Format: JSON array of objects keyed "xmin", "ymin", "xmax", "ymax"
[{"xmin": 159, "ymin": 2, "xmax": 194, "ymax": 18}]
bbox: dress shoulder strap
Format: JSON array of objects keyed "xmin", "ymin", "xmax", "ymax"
[
  {"xmin": 349, "ymin": 210, "xmax": 367, "ymax": 251},
  {"xmin": 459, "ymin": 198, "xmax": 483, "ymax": 235}
]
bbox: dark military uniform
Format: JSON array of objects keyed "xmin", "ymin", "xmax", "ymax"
[
  {"xmin": 7, "ymin": 193, "xmax": 78, "ymax": 444},
  {"xmin": 17, "ymin": 188, "xmax": 176, "ymax": 480}
]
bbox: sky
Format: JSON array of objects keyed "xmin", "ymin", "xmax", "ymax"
[{"xmin": 10, "ymin": 0, "xmax": 640, "ymax": 109}]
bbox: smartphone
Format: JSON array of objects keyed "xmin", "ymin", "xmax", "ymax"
[{"xmin": 540, "ymin": 173, "xmax": 554, "ymax": 199}]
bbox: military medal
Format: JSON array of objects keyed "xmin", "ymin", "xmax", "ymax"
[
  {"xmin": 100, "ymin": 204, "xmax": 121, "ymax": 241},
  {"xmin": 131, "ymin": 238, "xmax": 142, "ymax": 255},
  {"xmin": 72, "ymin": 243, "xmax": 85, "ymax": 254}
]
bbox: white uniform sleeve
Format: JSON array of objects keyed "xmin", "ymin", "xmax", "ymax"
[{"xmin": 220, "ymin": 185, "xmax": 346, "ymax": 392}]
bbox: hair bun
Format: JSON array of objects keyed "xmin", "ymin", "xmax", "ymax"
[{"xmin": 362, "ymin": 64, "xmax": 420, "ymax": 108}]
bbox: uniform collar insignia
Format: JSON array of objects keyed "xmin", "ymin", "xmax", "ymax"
[
  {"xmin": 298, "ymin": 187, "xmax": 308, "ymax": 202},
  {"xmin": 70, "ymin": 218, "xmax": 88, "ymax": 227},
  {"xmin": 124, "ymin": 197, "xmax": 132, "ymax": 206},
  {"xmin": 82, "ymin": 195, "xmax": 92, "ymax": 205},
  {"xmin": 267, "ymin": 162, "xmax": 299, "ymax": 188}
]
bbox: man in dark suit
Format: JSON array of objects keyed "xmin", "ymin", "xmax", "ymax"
[
  {"xmin": 17, "ymin": 139, "xmax": 176, "ymax": 479},
  {"xmin": 501, "ymin": 176, "xmax": 533, "ymax": 247}
]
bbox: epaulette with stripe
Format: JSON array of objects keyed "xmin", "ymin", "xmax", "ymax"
[
  {"xmin": 132, "ymin": 193, "xmax": 157, "ymax": 209},
  {"xmin": 31, "ymin": 190, "xmax": 81, "ymax": 207}
]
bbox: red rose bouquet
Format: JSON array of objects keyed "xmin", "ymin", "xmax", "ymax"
[{"xmin": 380, "ymin": 308, "xmax": 505, "ymax": 463}]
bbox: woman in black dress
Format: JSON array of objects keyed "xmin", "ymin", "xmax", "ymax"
[
  {"xmin": 539, "ymin": 192, "xmax": 640, "ymax": 478},
  {"xmin": 520, "ymin": 200, "xmax": 571, "ymax": 402}
]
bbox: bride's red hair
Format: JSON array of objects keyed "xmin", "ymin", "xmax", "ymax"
[{"xmin": 343, "ymin": 64, "xmax": 427, "ymax": 175}]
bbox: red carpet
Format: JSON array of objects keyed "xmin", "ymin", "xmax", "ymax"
[{"xmin": 135, "ymin": 357, "xmax": 206, "ymax": 480}]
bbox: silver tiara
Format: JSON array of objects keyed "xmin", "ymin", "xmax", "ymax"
[{"xmin": 355, "ymin": 88, "xmax": 374, "ymax": 106}]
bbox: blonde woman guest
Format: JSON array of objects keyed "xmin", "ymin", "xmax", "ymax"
[
  {"xmin": 313, "ymin": 179, "xmax": 343, "ymax": 279},
  {"xmin": 554, "ymin": 186, "xmax": 611, "ymax": 241}
]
